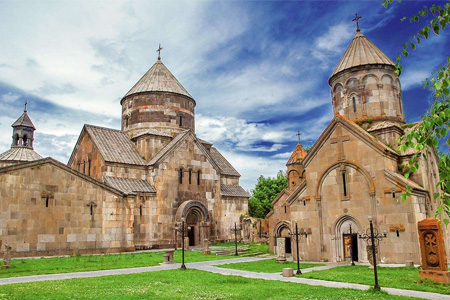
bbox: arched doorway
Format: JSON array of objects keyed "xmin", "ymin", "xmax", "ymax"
[
  {"xmin": 334, "ymin": 215, "xmax": 360, "ymax": 262},
  {"xmin": 274, "ymin": 221, "xmax": 292, "ymax": 256},
  {"xmin": 176, "ymin": 201, "xmax": 210, "ymax": 247}
]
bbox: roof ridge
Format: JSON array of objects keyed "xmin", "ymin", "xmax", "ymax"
[{"xmin": 84, "ymin": 124, "xmax": 123, "ymax": 132}]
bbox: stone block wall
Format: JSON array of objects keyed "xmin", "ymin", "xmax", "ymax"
[{"xmin": 0, "ymin": 161, "xmax": 134, "ymax": 257}]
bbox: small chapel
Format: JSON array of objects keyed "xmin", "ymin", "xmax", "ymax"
[
  {"xmin": 0, "ymin": 52, "xmax": 248, "ymax": 257},
  {"xmin": 268, "ymin": 24, "xmax": 449, "ymax": 264}
]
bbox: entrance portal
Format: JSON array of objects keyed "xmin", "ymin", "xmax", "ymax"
[
  {"xmin": 285, "ymin": 237, "xmax": 292, "ymax": 254},
  {"xmin": 334, "ymin": 216, "xmax": 361, "ymax": 262},
  {"xmin": 343, "ymin": 233, "xmax": 358, "ymax": 261},
  {"xmin": 188, "ymin": 226, "xmax": 195, "ymax": 246}
]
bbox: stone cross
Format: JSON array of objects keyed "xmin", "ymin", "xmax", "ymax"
[
  {"xmin": 157, "ymin": 43, "xmax": 163, "ymax": 60},
  {"xmin": 352, "ymin": 13, "xmax": 362, "ymax": 31},
  {"xmin": 418, "ymin": 218, "xmax": 450, "ymax": 284},
  {"xmin": 330, "ymin": 126, "xmax": 350, "ymax": 161},
  {"xmin": 202, "ymin": 239, "xmax": 211, "ymax": 255},
  {"xmin": 276, "ymin": 237, "xmax": 287, "ymax": 262},
  {"xmin": 3, "ymin": 244, "xmax": 11, "ymax": 268}
]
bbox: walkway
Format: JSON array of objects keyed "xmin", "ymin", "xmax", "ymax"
[{"xmin": 0, "ymin": 257, "xmax": 448, "ymax": 300}]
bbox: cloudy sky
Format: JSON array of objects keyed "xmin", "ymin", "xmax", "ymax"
[{"xmin": 0, "ymin": 0, "xmax": 449, "ymax": 191}]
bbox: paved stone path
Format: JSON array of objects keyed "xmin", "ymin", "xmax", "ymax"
[{"xmin": 0, "ymin": 257, "xmax": 448, "ymax": 300}]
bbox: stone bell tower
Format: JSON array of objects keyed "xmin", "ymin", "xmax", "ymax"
[
  {"xmin": 328, "ymin": 20, "xmax": 405, "ymax": 128},
  {"xmin": 120, "ymin": 46, "xmax": 196, "ymax": 137}
]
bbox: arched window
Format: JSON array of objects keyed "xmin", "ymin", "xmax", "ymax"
[
  {"xmin": 45, "ymin": 196, "xmax": 49, "ymax": 208},
  {"xmin": 22, "ymin": 135, "xmax": 28, "ymax": 146},
  {"xmin": 352, "ymin": 97, "xmax": 357, "ymax": 113},
  {"xmin": 179, "ymin": 168, "xmax": 183, "ymax": 184},
  {"xmin": 14, "ymin": 133, "xmax": 19, "ymax": 146},
  {"xmin": 125, "ymin": 116, "xmax": 129, "ymax": 127},
  {"xmin": 88, "ymin": 159, "xmax": 91, "ymax": 176},
  {"xmin": 179, "ymin": 115, "xmax": 183, "ymax": 126},
  {"xmin": 197, "ymin": 170, "xmax": 201, "ymax": 185},
  {"xmin": 188, "ymin": 169, "xmax": 192, "ymax": 184},
  {"xmin": 139, "ymin": 205, "xmax": 143, "ymax": 216},
  {"xmin": 90, "ymin": 204, "xmax": 94, "ymax": 216},
  {"xmin": 82, "ymin": 160, "xmax": 86, "ymax": 174}
]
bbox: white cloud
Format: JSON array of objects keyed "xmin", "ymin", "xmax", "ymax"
[
  {"xmin": 400, "ymin": 70, "xmax": 429, "ymax": 91},
  {"xmin": 315, "ymin": 23, "xmax": 353, "ymax": 53},
  {"xmin": 1, "ymin": 92, "xmax": 21, "ymax": 102}
]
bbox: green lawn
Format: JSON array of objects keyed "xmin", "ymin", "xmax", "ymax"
[
  {"xmin": 212, "ymin": 242, "xmax": 269, "ymax": 254},
  {"xmin": 0, "ymin": 269, "xmax": 419, "ymax": 300},
  {"xmin": 217, "ymin": 258, "xmax": 324, "ymax": 273},
  {"xmin": 303, "ymin": 266, "xmax": 450, "ymax": 295},
  {"xmin": 0, "ymin": 243, "xmax": 267, "ymax": 279}
]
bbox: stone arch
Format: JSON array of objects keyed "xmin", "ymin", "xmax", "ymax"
[
  {"xmin": 176, "ymin": 200, "xmax": 210, "ymax": 222},
  {"xmin": 333, "ymin": 83, "xmax": 343, "ymax": 93},
  {"xmin": 288, "ymin": 169, "xmax": 300, "ymax": 189},
  {"xmin": 13, "ymin": 133, "xmax": 19, "ymax": 146},
  {"xmin": 345, "ymin": 78, "xmax": 359, "ymax": 89},
  {"xmin": 332, "ymin": 214, "xmax": 363, "ymax": 262},
  {"xmin": 22, "ymin": 134, "xmax": 28, "ymax": 146},
  {"xmin": 315, "ymin": 161, "xmax": 375, "ymax": 199},
  {"xmin": 381, "ymin": 74, "xmax": 393, "ymax": 85},
  {"xmin": 274, "ymin": 220, "xmax": 291, "ymax": 237},
  {"xmin": 362, "ymin": 74, "xmax": 379, "ymax": 85}
]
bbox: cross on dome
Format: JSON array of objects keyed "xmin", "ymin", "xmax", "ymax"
[
  {"xmin": 296, "ymin": 131, "xmax": 302, "ymax": 143},
  {"xmin": 352, "ymin": 13, "xmax": 362, "ymax": 32},
  {"xmin": 157, "ymin": 43, "xmax": 163, "ymax": 60}
]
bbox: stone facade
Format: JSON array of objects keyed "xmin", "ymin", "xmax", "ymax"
[
  {"xmin": 0, "ymin": 57, "xmax": 248, "ymax": 257},
  {"xmin": 268, "ymin": 28, "xmax": 449, "ymax": 264}
]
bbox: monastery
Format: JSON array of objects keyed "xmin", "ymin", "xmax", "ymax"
[
  {"xmin": 268, "ymin": 25, "xmax": 449, "ymax": 264},
  {"xmin": 0, "ymin": 53, "xmax": 248, "ymax": 257}
]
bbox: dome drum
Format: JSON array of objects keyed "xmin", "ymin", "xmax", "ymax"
[{"xmin": 122, "ymin": 92, "xmax": 195, "ymax": 135}]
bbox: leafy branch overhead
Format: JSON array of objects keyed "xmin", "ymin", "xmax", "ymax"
[{"xmin": 383, "ymin": 0, "xmax": 450, "ymax": 224}]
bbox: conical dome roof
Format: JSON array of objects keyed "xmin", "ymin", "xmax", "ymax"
[
  {"xmin": 286, "ymin": 143, "xmax": 308, "ymax": 165},
  {"xmin": 329, "ymin": 30, "xmax": 395, "ymax": 83},
  {"xmin": 12, "ymin": 110, "xmax": 35, "ymax": 129},
  {"xmin": 122, "ymin": 59, "xmax": 192, "ymax": 100}
]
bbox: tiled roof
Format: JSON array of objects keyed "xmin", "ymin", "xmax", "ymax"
[
  {"xmin": 385, "ymin": 170, "xmax": 427, "ymax": 192},
  {"xmin": 0, "ymin": 147, "xmax": 42, "ymax": 162},
  {"xmin": 148, "ymin": 130, "xmax": 190, "ymax": 166},
  {"xmin": 210, "ymin": 147, "xmax": 240, "ymax": 177},
  {"xmin": 123, "ymin": 60, "xmax": 192, "ymax": 99},
  {"xmin": 367, "ymin": 121, "xmax": 403, "ymax": 132},
  {"xmin": 286, "ymin": 143, "xmax": 308, "ymax": 165},
  {"xmin": 104, "ymin": 176, "xmax": 156, "ymax": 195},
  {"xmin": 85, "ymin": 125, "xmax": 147, "ymax": 166},
  {"xmin": 12, "ymin": 111, "xmax": 36, "ymax": 129},
  {"xmin": 330, "ymin": 30, "xmax": 395, "ymax": 81},
  {"xmin": 221, "ymin": 185, "xmax": 249, "ymax": 197},
  {"xmin": 131, "ymin": 129, "xmax": 173, "ymax": 139}
]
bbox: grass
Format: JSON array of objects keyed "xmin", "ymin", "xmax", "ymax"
[
  {"xmin": 212, "ymin": 242, "xmax": 269, "ymax": 254},
  {"xmin": 0, "ymin": 269, "xmax": 420, "ymax": 300},
  {"xmin": 302, "ymin": 265, "xmax": 450, "ymax": 295},
  {"xmin": 217, "ymin": 258, "xmax": 324, "ymax": 273},
  {"xmin": 0, "ymin": 242, "xmax": 267, "ymax": 279}
]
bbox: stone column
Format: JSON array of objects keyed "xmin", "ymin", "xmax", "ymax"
[{"xmin": 276, "ymin": 238, "xmax": 286, "ymax": 262}]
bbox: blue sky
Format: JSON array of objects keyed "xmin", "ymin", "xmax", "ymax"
[{"xmin": 0, "ymin": 0, "xmax": 449, "ymax": 191}]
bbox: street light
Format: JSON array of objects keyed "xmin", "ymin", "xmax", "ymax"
[
  {"xmin": 181, "ymin": 217, "xmax": 186, "ymax": 270},
  {"xmin": 231, "ymin": 222, "xmax": 241, "ymax": 256},
  {"xmin": 358, "ymin": 216, "xmax": 387, "ymax": 290},
  {"xmin": 290, "ymin": 221, "xmax": 307, "ymax": 275}
]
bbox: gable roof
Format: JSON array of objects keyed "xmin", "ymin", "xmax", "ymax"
[
  {"xmin": 12, "ymin": 111, "xmax": 36, "ymax": 129},
  {"xmin": 302, "ymin": 113, "xmax": 398, "ymax": 167},
  {"xmin": 70, "ymin": 125, "xmax": 147, "ymax": 166},
  {"xmin": 104, "ymin": 176, "xmax": 156, "ymax": 195},
  {"xmin": 0, "ymin": 157, "xmax": 125, "ymax": 197},
  {"xmin": 329, "ymin": 30, "xmax": 395, "ymax": 83},
  {"xmin": 122, "ymin": 60, "xmax": 193, "ymax": 101},
  {"xmin": 210, "ymin": 147, "xmax": 240, "ymax": 177},
  {"xmin": 0, "ymin": 147, "xmax": 42, "ymax": 162},
  {"xmin": 130, "ymin": 129, "xmax": 172, "ymax": 140},
  {"xmin": 221, "ymin": 185, "xmax": 249, "ymax": 198}
]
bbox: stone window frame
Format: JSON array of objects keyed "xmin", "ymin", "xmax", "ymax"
[
  {"xmin": 197, "ymin": 170, "xmax": 201, "ymax": 185},
  {"xmin": 179, "ymin": 168, "xmax": 184, "ymax": 184},
  {"xmin": 339, "ymin": 166, "xmax": 351, "ymax": 201}
]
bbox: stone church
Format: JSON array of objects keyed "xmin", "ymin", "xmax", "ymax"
[
  {"xmin": 0, "ymin": 55, "xmax": 248, "ymax": 257},
  {"xmin": 268, "ymin": 27, "xmax": 449, "ymax": 264}
]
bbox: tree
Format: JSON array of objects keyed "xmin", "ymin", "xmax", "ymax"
[
  {"xmin": 248, "ymin": 171, "xmax": 288, "ymax": 218},
  {"xmin": 383, "ymin": 0, "xmax": 450, "ymax": 224}
]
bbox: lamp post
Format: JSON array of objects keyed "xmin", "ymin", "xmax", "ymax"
[
  {"xmin": 290, "ymin": 221, "xmax": 307, "ymax": 275},
  {"xmin": 174, "ymin": 224, "xmax": 179, "ymax": 251},
  {"xmin": 231, "ymin": 222, "xmax": 241, "ymax": 256},
  {"xmin": 358, "ymin": 216, "xmax": 387, "ymax": 290},
  {"xmin": 347, "ymin": 223, "xmax": 355, "ymax": 266},
  {"xmin": 181, "ymin": 217, "xmax": 186, "ymax": 270}
]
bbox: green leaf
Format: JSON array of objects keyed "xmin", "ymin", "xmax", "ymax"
[{"xmin": 443, "ymin": 219, "xmax": 449, "ymax": 227}]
